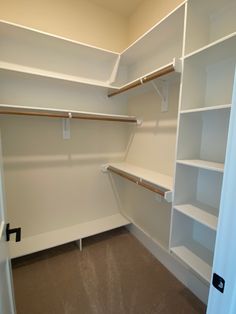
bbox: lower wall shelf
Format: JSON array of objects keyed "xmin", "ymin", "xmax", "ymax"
[{"xmin": 10, "ymin": 213, "xmax": 130, "ymax": 259}]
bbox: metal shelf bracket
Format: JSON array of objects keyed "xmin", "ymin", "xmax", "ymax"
[{"xmin": 151, "ymin": 80, "xmax": 169, "ymax": 112}]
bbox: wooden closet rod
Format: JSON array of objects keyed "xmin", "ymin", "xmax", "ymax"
[
  {"xmin": 0, "ymin": 110, "xmax": 138, "ymax": 123},
  {"xmin": 107, "ymin": 166, "xmax": 165, "ymax": 197},
  {"xmin": 108, "ymin": 64, "xmax": 175, "ymax": 98}
]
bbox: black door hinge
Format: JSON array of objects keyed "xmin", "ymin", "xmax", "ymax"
[{"xmin": 6, "ymin": 223, "xmax": 21, "ymax": 242}]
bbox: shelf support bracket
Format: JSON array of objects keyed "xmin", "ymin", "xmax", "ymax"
[
  {"xmin": 62, "ymin": 112, "xmax": 72, "ymax": 140},
  {"xmin": 76, "ymin": 239, "xmax": 83, "ymax": 251},
  {"xmin": 151, "ymin": 80, "xmax": 168, "ymax": 112}
]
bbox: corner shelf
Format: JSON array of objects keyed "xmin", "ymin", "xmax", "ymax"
[
  {"xmin": 171, "ymin": 245, "xmax": 212, "ymax": 284},
  {"xmin": 116, "ymin": 2, "xmax": 185, "ymax": 85},
  {"xmin": 174, "ymin": 203, "xmax": 218, "ymax": 231},
  {"xmin": 10, "ymin": 213, "xmax": 130, "ymax": 258},
  {"xmin": 0, "ymin": 104, "xmax": 140, "ymax": 124},
  {"xmin": 104, "ymin": 162, "xmax": 173, "ymax": 202},
  {"xmin": 176, "ymin": 159, "xmax": 224, "ymax": 173}
]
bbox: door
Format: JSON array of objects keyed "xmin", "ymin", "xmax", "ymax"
[
  {"xmin": 207, "ymin": 68, "xmax": 236, "ymax": 313},
  {"xmin": 0, "ymin": 134, "xmax": 15, "ymax": 314}
]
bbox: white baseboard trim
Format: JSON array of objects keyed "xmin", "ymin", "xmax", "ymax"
[{"xmin": 126, "ymin": 223, "xmax": 209, "ymax": 305}]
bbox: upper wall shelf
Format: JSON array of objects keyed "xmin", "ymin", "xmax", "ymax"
[
  {"xmin": 0, "ymin": 20, "xmax": 119, "ymax": 86},
  {"xmin": 0, "ymin": 61, "xmax": 115, "ymax": 89},
  {"xmin": 113, "ymin": 2, "xmax": 186, "ymax": 86},
  {"xmin": 0, "ymin": 104, "xmax": 141, "ymax": 124},
  {"xmin": 103, "ymin": 162, "xmax": 173, "ymax": 202},
  {"xmin": 108, "ymin": 59, "xmax": 181, "ymax": 98},
  {"xmin": 0, "ymin": 3, "xmax": 186, "ymax": 92}
]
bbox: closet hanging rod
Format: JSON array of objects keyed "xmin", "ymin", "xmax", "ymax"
[
  {"xmin": 107, "ymin": 165, "xmax": 165, "ymax": 197},
  {"xmin": 0, "ymin": 110, "xmax": 139, "ymax": 123},
  {"xmin": 108, "ymin": 63, "xmax": 175, "ymax": 98}
]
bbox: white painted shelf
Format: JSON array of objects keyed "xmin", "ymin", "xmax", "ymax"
[
  {"xmin": 0, "ymin": 61, "xmax": 115, "ymax": 89},
  {"xmin": 109, "ymin": 59, "xmax": 182, "ymax": 97},
  {"xmin": 120, "ymin": 2, "xmax": 185, "ymax": 65},
  {"xmin": 0, "ymin": 104, "xmax": 140, "ymax": 124},
  {"xmin": 174, "ymin": 203, "xmax": 218, "ymax": 231},
  {"xmin": 105, "ymin": 162, "xmax": 173, "ymax": 202},
  {"xmin": 180, "ymin": 104, "xmax": 231, "ymax": 114},
  {"xmin": 171, "ymin": 245, "xmax": 212, "ymax": 284},
  {"xmin": 177, "ymin": 160, "xmax": 224, "ymax": 173},
  {"xmin": 184, "ymin": 32, "xmax": 236, "ymax": 60},
  {"xmin": 0, "ymin": 20, "xmax": 119, "ymax": 85},
  {"xmin": 10, "ymin": 213, "xmax": 130, "ymax": 259}
]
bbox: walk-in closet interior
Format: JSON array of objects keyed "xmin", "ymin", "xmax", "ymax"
[{"xmin": 0, "ymin": 0, "xmax": 236, "ymax": 312}]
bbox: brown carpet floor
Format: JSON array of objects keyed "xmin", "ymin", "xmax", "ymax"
[{"xmin": 12, "ymin": 228, "xmax": 206, "ymax": 314}]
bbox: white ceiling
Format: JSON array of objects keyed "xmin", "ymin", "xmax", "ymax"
[{"xmin": 90, "ymin": 0, "xmax": 144, "ymax": 17}]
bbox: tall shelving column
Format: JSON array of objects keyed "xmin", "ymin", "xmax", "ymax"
[{"xmin": 170, "ymin": 0, "xmax": 236, "ymax": 287}]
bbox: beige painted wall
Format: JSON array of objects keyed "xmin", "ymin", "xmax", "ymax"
[
  {"xmin": 0, "ymin": 0, "xmax": 127, "ymax": 52},
  {"xmin": 128, "ymin": 0, "xmax": 184, "ymax": 46}
]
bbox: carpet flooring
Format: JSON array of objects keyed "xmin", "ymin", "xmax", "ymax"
[{"xmin": 12, "ymin": 228, "xmax": 206, "ymax": 314}]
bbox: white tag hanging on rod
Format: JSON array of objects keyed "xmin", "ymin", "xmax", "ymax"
[
  {"xmin": 62, "ymin": 112, "xmax": 72, "ymax": 139},
  {"xmin": 151, "ymin": 80, "xmax": 169, "ymax": 112}
]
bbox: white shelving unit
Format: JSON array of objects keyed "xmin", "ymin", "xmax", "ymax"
[
  {"xmin": 170, "ymin": 0, "xmax": 236, "ymax": 286},
  {"xmin": 2, "ymin": 0, "xmax": 235, "ymax": 304}
]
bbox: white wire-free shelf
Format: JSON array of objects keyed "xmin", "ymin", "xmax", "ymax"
[
  {"xmin": 174, "ymin": 203, "xmax": 218, "ymax": 231},
  {"xmin": 108, "ymin": 59, "xmax": 182, "ymax": 97},
  {"xmin": 103, "ymin": 162, "xmax": 173, "ymax": 202},
  {"xmin": 171, "ymin": 245, "xmax": 212, "ymax": 284},
  {"xmin": 0, "ymin": 61, "xmax": 115, "ymax": 89},
  {"xmin": 180, "ymin": 104, "xmax": 232, "ymax": 115},
  {"xmin": 177, "ymin": 159, "xmax": 224, "ymax": 173},
  {"xmin": 0, "ymin": 20, "xmax": 119, "ymax": 86},
  {"xmin": 10, "ymin": 213, "xmax": 130, "ymax": 258}
]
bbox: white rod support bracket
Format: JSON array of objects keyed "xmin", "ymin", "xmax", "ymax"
[
  {"xmin": 137, "ymin": 119, "xmax": 143, "ymax": 126},
  {"xmin": 101, "ymin": 164, "xmax": 109, "ymax": 173},
  {"xmin": 173, "ymin": 57, "xmax": 182, "ymax": 73},
  {"xmin": 164, "ymin": 190, "xmax": 173, "ymax": 203},
  {"xmin": 62, "ymin": 112, "xmax": 72, "ymax": 140},
  {"xmin": 151, "ymin": 80, "xmax": 169, "ymax": 112},
  {"xmin": 108, "ymin": 55, "xmax": 121, "ymax": 84}
]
